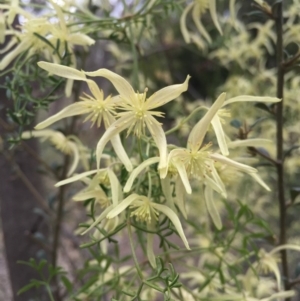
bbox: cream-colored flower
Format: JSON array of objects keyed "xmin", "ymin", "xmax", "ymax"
[
  {"xmin": 37, "ymin": 62, "xmax": 133, "ymax": 172},
  {"xmin": 83, "ymin": 68, "xmax": 190, "ymax": 170},
  {"xmin": 180, "ymin": 0, "xmax": 222, "ymax": 48},
  {"xmin": 22, "ymin": 129, "xmax": 84, "ymax": 176}
]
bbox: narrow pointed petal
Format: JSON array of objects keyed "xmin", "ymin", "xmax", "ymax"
[
  {"xmin": 110, "ymin": 135, "xmax": 133, "ymax": 172},
  {"xmin": 227, "ymin": 138, "xmax": 272, "ymax": 149},
  {"xmin": 210, "ymin": 153, "xmax": 257, "ymax": 174},
  {"xmin": 154, "ymin": 203, "xmax": 190, "ymax": 250},
  {"xmin": 145, "ymin": 116, "xmax": 168, "ymax": 170},
  {"xmin": 174, "ymin": 177, "xmax": 187, "ymax": 219},
  {"xmin": 147, "ymin": 220, "xmax": 157, "ymax": 268},
  {"xmin": 0, "ymin": 40, "xmax": 29, "ymax": 70},
  {"xmin": 204, "ymin": 175, "xmax": 225, "ymax": 196},
  {"xmin": 146, "ymin": 75, "xmax": 190, "ymax": 110},
  {"xmin": 81, "ymin": 206, "xmax": 113, "ymax": 234},
  {"xmin": 223, "ymin": 95, "xmax": 281, "ymax": 106},
  {"xmin": 192, "ymin": 4, "xmax": 212, "ymax": 43},
  {"xmin": 106, "ymin": 194, "xmax": 139, "ymax": 219},
  {"xmin": 204, "ymin": 186, "xmax": 222, "ymax": 230},
  {"xmin": 266, "ymin": 291, "xmax": 295, "ymax": 301},
  {"xmin": 35, "ymin": 103, "xmax": 89, "ymax": 130},
  {"xmin": 69, "ymin": 33, "xmax": 95, "ymax": 46},
  {"xmin": 96, "ymin": 115, "xmax": 132, "ymax": 169},
  {"xmin": 0, "ymin": 38, "xmax": 17, "ymax": 54},
  {"xmin": 211, "ymin": 115, "xmax": 229, "ymax": 156},
  {"xmin": 107, "ymin": 168, "xmax": 121, "ymax": 206},
  {"xmin": 84, "ymin": 69, "xmax": 136, "ymax": 102},
  {"xmin": 229, "ymin": 0, "xmax": 237, "ymax": 27},
  {"xmin": 124, "ymin": 157, "xmax": 160, "ymax": 192},
  {"xmin": 38, "ymin": 61, "xmax": 87, "ymax": 81},
  {"xmin": 55, "ymin": 169, "xmax": 99, "ymax": 186},
  {"xmin": 180, "ymin": 2, "xmax": 194, "ymax": 43},
  {"xmin": 270, "ymin": 244, "xmax": 300, "ymax": 255},
  {"xmin": 73, "ymin": 189, "xmax": 106, "ymax": 201},
  {"xmin": 160, "ymin": 176, "xmax": 177, "ymax": 213},
  {"xmin": 188, "ymin": 93, "xmax": 226, "ymax": 152},
  {"xmin": 67, "ymin": 142, "xmax": 80, "ymax": 176},
  {"xmin": 172, "ymin": 160, "xmax": 192, "ymax": 194},
  {"xmin": 249, "ymin": 172, "xmax": 270, "ymax": 191},
  {"xmin": 209, "ymin": 162, "xmax": 227, "ymax": 197},
  {"xmin": 209, "ymin": 0, "xmax": 223, "ymax": 35}
]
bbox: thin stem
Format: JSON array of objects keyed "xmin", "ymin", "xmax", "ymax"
[
  {"xmin": 274, "ymin": 1, "xmax": 289, "ymax": 292},
  {"xmin": 127, "ymin": 219, "xmax": 144, "ymax": 280}
]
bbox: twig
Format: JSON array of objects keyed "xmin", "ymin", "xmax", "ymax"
[{"xmin": 274, "ymin": 1, "xmax": 290, "ymax": 293}]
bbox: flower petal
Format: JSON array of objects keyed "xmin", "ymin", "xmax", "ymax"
[
  {"xmin": 211, "ymin": 115, "xmax": 229, "ymax": 156},
  {"xmin": 209, "ymin": 0, "xmax": 223, "ymax": 35},
  {"xmin": 84, "ymin": 69, "xmax": 136, "ymax": 103},
  {"xmin": 96, "ymin": 114, "xmax": 132, "ymax": 169},
  {"xmin": 68, "ymin": 33, "xmax": 95, "ymax": 46},
  {"xmin": 67, "ymin": 141, "xmax": 80, "ymax": 176},
  {"xmin": 249, "ymin": 172, "xmax": 270, "ymax": 191},
  {"xmin": 204, "ymin": 185, "xmax": 222, "ymax": 230},
  {"xmin": 188, "ymin": 93, "xmax": 226, "ymax": 152},
  {"xmin": 55, "ymin": 169, "xmax": 100, "ymax": 187},
  {"xmin": 81, "ymin": 205, "xmax": 113, "ymax": 235},
  {"xmin": 227, "ymin": 138, "xmax": 273, "ymax": 149},
  {"xmin": 180, "ymin": 2, "xmax": 194, "ymax": 43},
  {"xmin": 160, "ymin": 176, "xmax": 177, "ymax": 213},
  {"xmin": 223, "ymin": 95, "xmax": 281, "ymax": 106},
  {"xmin": 210, "ymin": 153, "xmax": 257, "ymax": 174},
  {"xmin": 145, "ymin": 75, "xmax": 190, "ymax": 110},
  {"xmin": 106, "ymin": 194, "xmax": 139, "ymax": 219},
  {"xmin": 154, "ymin": 203, "xmax": 190, "ymax": 250},
  {"xmin": 144, "ymin": 115, "xmax": 168, "ymax": 170},
  {"xmin": 37, "ymin": 61, "xmax": 87, "ymax": 81},
  {"xmin": 35, "ymin": 103, "xmax": 89, "ymax": 130},
  {"xmin": 192, "ymin": 4, "xmax": 212, "ymax": 43},
  {"xmin": 174, "ymin": 177, "xmax": 187, "ymax": 219},
  {"xmin": 147, "ymin": 220, "xmax": 157, "ymax": 268},
  {"xmin": 172, "ymin": 159, "xmax": 192, "ymax": 194},
  {"xmin": 107, "ymin": 168, "xmax": 122, "ymax": 206},
  {"xmin": 124, "ymin": 157, "xmax": 160, "ymax": 192}
]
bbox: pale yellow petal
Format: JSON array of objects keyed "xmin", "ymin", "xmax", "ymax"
[
  {"xmin": 180, "ymin": 3, "xmax": 194, "ymax": 43},
  {"xmin": 146, "ymin": 75, "xmax": 190, "ymax": 110},
  {"xmin": 37, "ymin": 61, "xmax": 87, "ymax": 81},
  {"xmin": 174, "ymin": 177, "xmax": 187, "ymax": 219},
  {"xmin": 144, "ymin": 116, "xmax": 168, "ymax": 170},
  {"xmin": 147, "ymin": 220, "xmax": 157, "ymax": 268},
  {"xmin": 248, "ymin": 172, "xmax": 270, "ymax": 191},
  {"xmin": 160, "ymin": 176, "xmax": 177, "ymax": 213},
  {"xmin": 192, "ymin": 4, "xmax": 212, "ymax": 43},
  {"xmin": 204, "ymin": 186, "xmax": 222, "ymax": 230},
  {"xmin": 223, "ymin": 95, "xmax": 281, "ymax": 106},
  {"xmin": 84, "ymin": 69, "xmax": 136, "ymax": 102},
  {"xmin": 154, "ymin": 203, "xmax": 190, "ymax": 250},
  {"xmin": 107, "ymin": 168, "xmax": 121, "ymax": 206},
  {"xmin": 188, "ymin": 93, "xmax": 226, "ymax": 152},
  {"xmin": 227, "ymin": 138, "xmax": 273, "ymax": 149},
  {"xmin": 67, "ymin": 141, "xmax": 80, "ymax": 176},
  {"xmin": 209, "ymin": 0, "xmax": 223, "ymax": 35},
  {"xmin": 211, "ymin": 115, "xmax": 229, "ymax": 156},
  {"xmin": 35, "ymin": 103, "xmax": 89, "ymax": 130},
  {"xmin": 172, "ymin": 159, "xmax": 192, "ymax": 194},
  {"xmin": 106, "ymin": 194, "xmax": 139, "ymax": 219},
  {"xmin": 96, "ymin": 114, "xmax": 132, "ymax": 169},
  {"xmin": 81, "ymin": 206, "xmax": 113, "ymax": 234},
  {"xmin": 55, "ymin": 169, "xmax": 99, "ymax": 186},
  {"xmin": 124, "ymin": 157, "xmax": 160, "ymax": 192},
  {"xmin": 69, "ymin": 33, "xmax": 95, "ymax": 46}
]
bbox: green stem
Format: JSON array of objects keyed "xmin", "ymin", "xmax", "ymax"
[{"xmin": 274, "ymin": 1, "xmax": 289, "ymax": 292}]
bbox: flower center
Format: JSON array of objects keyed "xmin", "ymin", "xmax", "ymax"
[{"xmin": 130, "ymin": 199, "xmax": 159, "ymax": 223}]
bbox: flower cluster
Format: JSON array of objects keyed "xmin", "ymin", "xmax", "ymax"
[{"xmin": 25, "ymin": 60, "xmax": 282, "ymax": 269}]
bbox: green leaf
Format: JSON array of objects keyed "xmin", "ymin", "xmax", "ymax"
[
  {"xmin": 17, "ymin": 282, "xmax": 39, "ymax": 295},
  {"xmin": 61, "ymin": 276, "xmax": 73, "ymax": 293}
]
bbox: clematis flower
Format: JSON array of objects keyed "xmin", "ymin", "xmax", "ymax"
[
  {"xmin": 212, "ymin": 95, "xmax": 281, "ymax": 156},
  {"xmin": 106, "ymin": 193, "xmax": 190, "ymax": 266},
  {"xmin": 22, "ymin": 129, "xmax": 86, "ymax": 176},
  {"xmin": 180, "ymin": 0, "xmax": 222, "ymax": 48},
  {"xmin": 83, "ymin": 68, "xmax": 190, "ymax": 170},
  {"xmin": 36, "ymin": 62, "xmax": 132, "ymax": 172}
]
